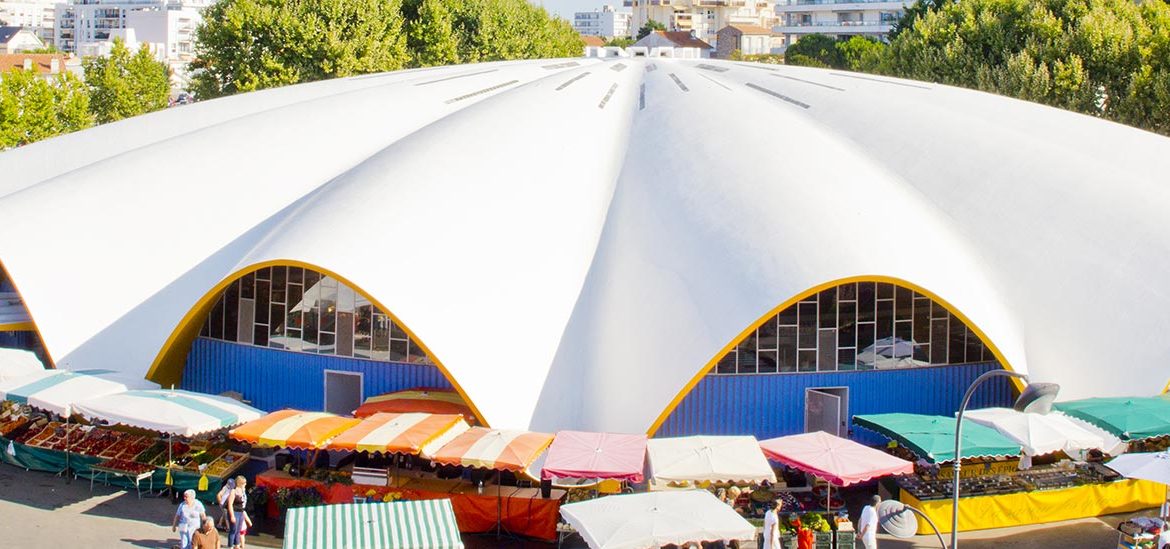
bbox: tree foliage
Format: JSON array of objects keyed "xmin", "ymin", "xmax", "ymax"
[
  {"xmin": 783, "ymin": 33, "xmax": 845, "ymax": 69},
  {"xmin": 636, "ymin": 19, "xmax": 666, "ymax": 40},
  {"xmin": 836, "ymin": 36, "xmax": 887, "ymax": 72},
  {"xmin": 605, "ymin": 36, "xmax": 635, "ymax": 48},
  {"xmin": 886, "ymin": 0, "xmax": 1170, "ymax": 134},
  {"xmin": 83, "ymin": 38, "xmax": 170, "ymax": 124},
  {"xmin": 0, "ymin": 69, "xmax": 93, "ymax": 149},
  {"xmin": 191, "ymin": 0, "xmax": 580, "ymax": 97}
]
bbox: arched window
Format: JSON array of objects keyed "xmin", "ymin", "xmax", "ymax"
[
  {"xmin": 199, "ymin": 266, "xmax": 432, "ymax": 365},
  {"xmin": 715, "ymin": 281, "xmax": 992, "ymax": 375}
]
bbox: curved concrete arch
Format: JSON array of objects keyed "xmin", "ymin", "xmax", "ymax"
[
  {"xmin": 645, "ymin": 275, "xmax": 1020, "ymax": 436},
  {"xmin": 146, "ymin": 259, "xmax": 488, "ymax": 426},
  {"xmin": 0, "ymin": 260, "xmax": 54, "ymax": 367}
]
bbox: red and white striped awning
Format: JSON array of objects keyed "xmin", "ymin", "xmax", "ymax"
[
  {"xmin": 329, "ymin": 412, "xmax": 469, "ymax": 456},
  {"xmin": 429, "ymin": 427, "xmax": 553, "ymax": 472}
]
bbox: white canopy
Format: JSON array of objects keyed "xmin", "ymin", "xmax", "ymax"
[
  {"xmin": 1108, "ymin": 451, "xmax": 1170, "ymax": 485},
  {"xmin": 72, "ymin": 389, "xmax": 264, "ymax": 436},
  {"xmin": 646, "ymin": 435, "xmax": 776, "ymax": 485},
  {"xmin": 0, "ymin": 348, "xmax": 44, "ymax": 383},
  {"xmin": 963, "ymin": 407, "xmax": 1109, "ymax": 457},
  {"xmin": 0, "ymin": 369, "xmax": 156, "ymax": 416},
  {"xmin": 560, "ymin": 490, "xmax": 755, "ymax": 549}
]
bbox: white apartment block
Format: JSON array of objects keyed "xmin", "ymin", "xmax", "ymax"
[
  {"xmin": 0, "ymin": 0, "xmax": 63, "ymax": 47},
  {"xmin": 54, "ymin": 0, "xmax": 208, "ymax": 56},
  {"xmin": 624, "ymin": 0, "xmax": 778, "ymax": 55},
  {"xmin": 774, "ymin": 0, "xmax": 910, "ymax": 48},
  {"xmin": 573, "ymin": 4, "xmax": 632, "ymax": 38}
]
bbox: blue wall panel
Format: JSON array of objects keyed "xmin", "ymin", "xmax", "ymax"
[
  {"xmin": 181, "ymin": 337, "xmax": 453, "ymax": 412},
  {"xmin": 657, "ymin": 363, "xmax": 1013, "ymax": 446}
]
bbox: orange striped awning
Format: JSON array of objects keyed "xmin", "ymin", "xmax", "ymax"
[
  {"xmin": 229, "ymin": 409, "xmax": 360, "ymax": 450},
  {"xmin": 354, "ymin": 388, "xmax": 474, "ymax": 423},
  {"xmin": 328, "ymin": 412, "xmax": 470, "ymax": 455},
  {"xmin": 429, "ymin": 427, "xmax": 553, "ymax": 472}
]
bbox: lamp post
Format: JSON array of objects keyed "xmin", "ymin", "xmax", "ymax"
[
  {"xmin": 878, "ymin": 499, "xmax": 946, "ymax": 548},
  {"xmin": 951, "ymin": 370, "xmax": 1060, "ymax": 549}
]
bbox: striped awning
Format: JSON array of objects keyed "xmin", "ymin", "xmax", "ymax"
[
  {"xmin": 72, "ymin": 389, "xmax": 263, "ymax": 436},
  {"xmin": 230, "ymin": 409, "xmax": 360, "ymax": 449},
  {"xmin": 284, "ymin": 499, "xmax": 464, "ymax": 549},
  {"xmin": 429, "ymin": 427, "xmax": 553, "ymax": 472},
  {"xmin": 354, "ymin": 388, "xmax": 474, "ymax": 422},
  {"xmin": 329, "ymin": 412, "xmax": 470, "ymax": 456}
]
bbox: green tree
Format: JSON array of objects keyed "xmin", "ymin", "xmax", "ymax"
[
  {"xmin": 636, "ymin": 19, "xmax": 666, "ymax": 40},
  {"xmin": 426, "ymin": 0, "xmax": 580, "ymax": 63},
  {"xmin": 783, "ymin": 34, "xmax": 845, "ymax": 69},
  {"xmin": 83, "ymin": 38, "xmax": 170, "ymax": 123},
  {"xmin": 889, "ymin": 0, "xmax": 952, "ymax": 41},
  {"xmin": 605, "ymin": 36, "xmax": 635, "ymax": 48},
  {"xmin": 0, "ymin": 69, "xmax": 93, "ymax": 149},
  {"xmin": 409, "ymin": 0, "xmax": 460, "ymax": 66},
  {"xmin": 190, "ymin": 0, "xmax": 409, "ymax": 99},
  {"xmin": 836, "ymin": 36, "xmax": 887, "ymax": 72},
  {"xmin": 886, "ymin": 0, "xmax": 1170, "ymax": 135}
]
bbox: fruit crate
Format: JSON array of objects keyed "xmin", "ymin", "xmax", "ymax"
[
  {"xmin": 813, "ymin": 531, "xmax": 833, "ymax": 549},
  {"xmin": 835, "ymin": 530, "xmax": 855, "ymax": 548}
]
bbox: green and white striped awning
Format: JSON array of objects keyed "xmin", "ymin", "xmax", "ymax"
[{"xmin": 283, "ymin": 499, "xmax": 464, "ymax": 549}]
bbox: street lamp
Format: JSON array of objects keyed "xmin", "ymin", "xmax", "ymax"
[
  {"xmin": 951, "ymin": 370, "xmax": 1060, "ymax": 549},
  {"xmin": 878, "ymin": 499, "xmax": 947, "ymax": 548}
]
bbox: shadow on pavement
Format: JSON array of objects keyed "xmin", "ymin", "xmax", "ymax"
[{"xmin": 120, "ymin": 538, "xmax": 175, "ymax": 548}]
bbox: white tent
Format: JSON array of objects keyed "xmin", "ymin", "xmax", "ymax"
[
  {"xmin": 0, "ymin": 369, "xmax": 156, "ymax": 416},
  {"xmin": 964, "ymin": 407, "xmax": 1109, "ymax": 457},
  {"xmin": 560, "ymin": 490, "xmax": 755, "ymax": 549},
  {"xmin": 647, "ymin": 435, "xmax": 775, "ymax": 485},
  {"xmin": 72, "ymin": 389, "xmax": 264, "ymax": 436},
  {"xmin": 1107, "ymin": 451, "xmax": 1170, "ymax": 518},
  {"xmin": 0, "ymin": 348, "xmax": 44, "ymax": 383}
]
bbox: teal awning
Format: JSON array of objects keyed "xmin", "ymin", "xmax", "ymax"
[
  {"xmin": 283, "ymin": 499, "xmax": 464, "ymax": 549},
  {"xmin": 852, "ymin": 413, "xmax": 1022, "ymax": 463},
  {"xmin": 1054, "ymin": 397, "xmax": 1170, "ymax": 441}
]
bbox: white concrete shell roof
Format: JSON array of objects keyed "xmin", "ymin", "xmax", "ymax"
[{"xmin": 1, "ymin": 57, "xmax": 1168, "ymax": 434}]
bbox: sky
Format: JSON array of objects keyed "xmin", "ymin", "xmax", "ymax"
[{"xmin": 534, "ymin": 0, "xmax": 616, "ymax": 20}]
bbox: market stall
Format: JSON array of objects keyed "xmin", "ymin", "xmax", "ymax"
[
  {"xmin": 760, "ymin": 430, "xmax": 913, "ymax": 508},
  {"xmin": 231, "ymin": 410, "xmax": 361, "ymax": 449},
  {"xmin": 646, "ymin": 435, "xmax": 776, "ymax": 487},
  {"xmin": 354, "ymin": 389, "xmax": 475, "ymax": 424},
  {"xmin": 559, "ymin": 490, "xmax": 755, "ymax": 549},
  {"xmin": 429, "ymin": 427, "xmax": 553, "ymax": 473},
  {"xmin": 963, "ymin": 407, "xmax": 1110, "ymax": 461},
  {"xmin": 854, "ymin": 412, "xmax": 1165, "ymax": 534},
  {"xmin": 327, "ymin": 412, "xmax": 468, "ymax": 456},
  {"xmin": 0, "ymin": 348, "xmax": 44, "ymax": 383},
  {"xmin": 283, "ymin": 499, "xmax": 465, "ymax": 549},
  {"xmin": 539, "ymin": 430, "xmax": 646, "ymax": 486},
  {"xmin": 0, "ymin": 369, "xmax": 156, "ymax": 417},
  {"xmin": 1055, "ymin": 397, "xmax": 1170, "ymax": 442}
]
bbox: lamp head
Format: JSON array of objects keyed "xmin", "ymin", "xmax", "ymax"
[
  {"xmin": 1013, "ymin": 382, "xmax": 1060, "ymax": 415},
  {"xmin": 877, "ymin": 499, "xmax": 918, "ymax": 539}
]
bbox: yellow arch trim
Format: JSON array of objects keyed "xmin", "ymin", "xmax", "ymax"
[
  {"xmin": 0, "ymin": 260, "xmax": 55, "ymax": 368},
  {"xmin": 144, "ymin": 259, "xmax": 489, "ymax": 427},
  {"xmin": 646, "ymin": 274, "xmax": 1023, "ymax": 436}
]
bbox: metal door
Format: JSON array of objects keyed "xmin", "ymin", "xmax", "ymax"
[
  {"xmin": 324, "ymin": 370, "xmax": 362, "ymax": 415},
  {"xmin": 805, "ymin": 389, "xmax": 842, "ymax": 436}
]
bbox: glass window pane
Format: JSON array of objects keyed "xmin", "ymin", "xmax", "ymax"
[
  {"xmin": 756, "ymin": 320, "xmax": 777, "ymax": 350},
  {"xmin": 269, "ymin": 304, "xmax": 285, "ymax": 344},
  {"xmin": 390, "ymin": 320, "xmax": 407, "ymax": 340},
  {"xmin": 223, "ymin": 280, "xmax": 239, "ymax": 343},
  {"xmin": 875, "ymin": 299, "xmax": 893, "ymax": 340},
  {"xmin": 966, "ymin": 328, "xmax": 983, "ymax": 363},
  {"xmin": 798, "ymin": 302, "xmax": 817, "ymax": 348},
  {"xmin": 777, "ymin": 305, "xmax": 797, "ymax": 327},
  {"xmin": 948, "ymin": 313, "xmax": 966, "ymax": 363},
  {"xmin": 818, "ymin": 289, "xmax": 836, "ymax": 329},
  {"xmin": 914, "ymin": 344, "xmax": 929, "ymax": 363},
  {"xmin": 240, "ymin": 273, "xmax": 255, "ymax": 300},
  {"xmin": 857, "ymin": 322, "xmax": 875, "ymax": 353},
  {"xmin": 271, "ymin": 266, "xmax": 286, "ymax": 305},
  {"xmin": 354, "ymin": 305, "xmax": 372, "ymax": 357},
  {"xmin": 407, "ymin": 339, "xmax": 430, "ymax": 364},
  {"xmin": 716, "ymin": 352, "xmax": 737, "ymax": 374},
  {"xmin": 737, "ymin": 337, "xmax": 757, "ymax": 374},
  {"xmin": 757, "ymin": 349, "xmax": 777, "ymax": 373},
  {"xmin": 336, "ymin": 311, "xmax": 354, "ymax": 357},
  {"xmin": 797, "ymin": 350, "xmax": 817, "ymax": 373},
  {"xmin": 255, "ymin": 280, "xmax": 270, "ymax": 326},
  {"xmin": 857, "ymin": 282, "xmax": 875, "ymax": 322},
  {"xmin": 895, "ymin": 320, "xmax": 913, "ymax": 343},
  {"xmin": 288, "ymin": 266, "xmax": 303, "ymax": 285},
  {"xmin": 837, "ymin": 348, "xmax": 856, "ymax": 371},
  {"xmin": 303, "ymin": 304, "xmax": 319, "ymax": 352},
  {"xmin": 818, "ymin": 329, "xmax": 837, "ymax": 371},
  {"xmin": 284, "ymin": 329, "xmax": 302, "ymax": 352},
  {"xmin": 371, "ymin": 313, "xmax": 390, "ymax": 361},
  {"xmin": 931, "ymin": 300, "xmax": 947, "ymax": 320},
  {"xmin": 253, "ymin": 324, "xmax": 268, "ymax": 347},
  {"xmin": 303, "ymin": 270, "xmax": 320, "ymax": 293},
  {"xmin": 318, "ymin": 331, "xmax": 335, "ymax": 354},
  {"xmin": 237, "ymin": 299, "xmax": 254, "ymax": 343},
  {"xmin": 209, "ymin": 295, "xmax": 225, "ymax": 340},
  {"xmin": 389, "ymin": 339, "xmax": 408, "ymax": 362},
  {"xmin": 837, "ymin": 301, "xmax": 856, "ymax": 347},
  {"xmin": 930, "ymin": 318, "xmax": 948, "ymax": 364},
  {"xmin": 913, "ymin": 297, "xmax": 931, "ymax": 345},
  {"xmin": 895, "ymin": 286, "xmax": 912, "ymax": 321},
  {"xmin": 337, "ymin": 285, "xmax": 356, "ymax": 314},
  {"xmin": 778, "ymin": 326, "xmax": 797, "ymax": 373},
  {"xmin": 255, "ymin": 267, "xmax": 271, "ymax": 281},
  {"xmin": 838, "ymin": 282, "xmax": 857, "ymax": 301},
  {"xmin": 876, "ymin": 282, "xmax": 894, "ymax": 299}
]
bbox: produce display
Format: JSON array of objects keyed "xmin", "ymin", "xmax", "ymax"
[
  {"xmin": 95, "ymin": 458, "xmax": 155, "ymax": 476},
  {"xmin": 204, "ymin": 451, "xmax": 249, "ymax": 478},
  {"xmin": 896, "ymin": 462, "xmax": 1122, "ymax": 501},
  {"xmin": 0, "ymin": 401, "xmax": 31, "ymax": 436}
]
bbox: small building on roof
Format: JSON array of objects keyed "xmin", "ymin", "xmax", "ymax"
[
  {"xmin": 715, "ymin": 23, "xmax": 775, "ymax": 59},
  {"xmin": 0, "ymin": 53, "xmax": 73, "ymax": 78},
  {"xmin": 632, "ymin": 30, "xmax": 713, "ymax": 58},
  {"xmin": 0, "ymin": 26, "xmax": 43, "ymax": 55}
]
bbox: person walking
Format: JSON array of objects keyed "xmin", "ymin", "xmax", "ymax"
[
  {"xmin": 857, "ymin": 494, "xmax": 880, "ymax": 549},
  {"xmin": 192, "ymin": 517, "xmax": 220, "ymax": 549},
  {"xmin": 171, "ymin": 489, "xmax": 206, "ymax": 549},
  {"xmin": 226, "ymin": 475, "xmax": 253, "ymax": 549},
  {"xmin": 762, "ymin": 499, "xmax": 783, "ymax": 549}
]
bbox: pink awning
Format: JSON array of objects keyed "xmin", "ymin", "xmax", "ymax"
[
  {"xmin": 541, "ymin": 430, "xmax": 648, "ymax": 483},
  {"xmin": 759, "ymin": 431, "xmax": 913, "ymax": 486}
]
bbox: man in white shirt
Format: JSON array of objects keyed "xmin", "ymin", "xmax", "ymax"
[
  {"xmin": 857, "ymin": 494, "xmax": 880, "ymax": 549},
  {"xmin": 761, "ymin": 499, "xmax": 783, "ymax": 549}
]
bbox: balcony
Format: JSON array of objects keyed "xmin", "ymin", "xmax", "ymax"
[
  {"xmin": 773, "ymin": 20, "xmax": 893, "ymax": 34},
  {"xmin": 694, "ymin": 0, "xmax": 747, "ymax": 6},
  {"xmin": 776, "ymin": 0, "xmax": 909, "ymax": 12}
]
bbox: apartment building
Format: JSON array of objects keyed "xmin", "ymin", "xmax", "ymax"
[
  {"xmin": 625, "ymin": 0, "xmax": 777, "ymax": 55},
  {"xmin": 0, "ymin": 0, "xmax": 62, "ymax": 47},
  {"xmin": 774, "ymin": 0, "xmax": 911, "ymax": 48},
  {"xmin": 573, "ymin": 4, "xmax": 632, "ymax": 38},
  {"xmin": 53, "ymin": 0, "xmax": 208, "ymax": 55}
]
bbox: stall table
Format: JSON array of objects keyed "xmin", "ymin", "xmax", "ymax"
[
  {"xmin": 897, "ymin": 479, "xmax": 1166, "ymax": 534},
  {"xmin": 89, "ymin": 464, "xmax": 154, "ymax": 498},
  {"xmin": 255, "ymin": 470, "xmax": 566, "ymax": 541}
]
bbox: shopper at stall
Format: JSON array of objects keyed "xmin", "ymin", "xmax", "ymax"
[
  {"xmin": 226, "ymin": 475, "xmax": 253, "ymax": 549},
  {"xmin": 857, "ymin": 495, "xmax": 880, "ymax": 549},
  {"xmin": 171, "ymin": 489, "xmax": 206, "ymax": 549},
  {"xmin": 192, "ymin": 517, "xmax": 220, "ymax": 549},
  {"xmin": 762, "ymin": 499, "xmax": 783, "ymax": 549}
]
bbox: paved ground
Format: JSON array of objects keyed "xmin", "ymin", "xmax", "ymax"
[{"xmin": 0, "ymin": 463, "xmax": 1155, "ymax": 548}]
